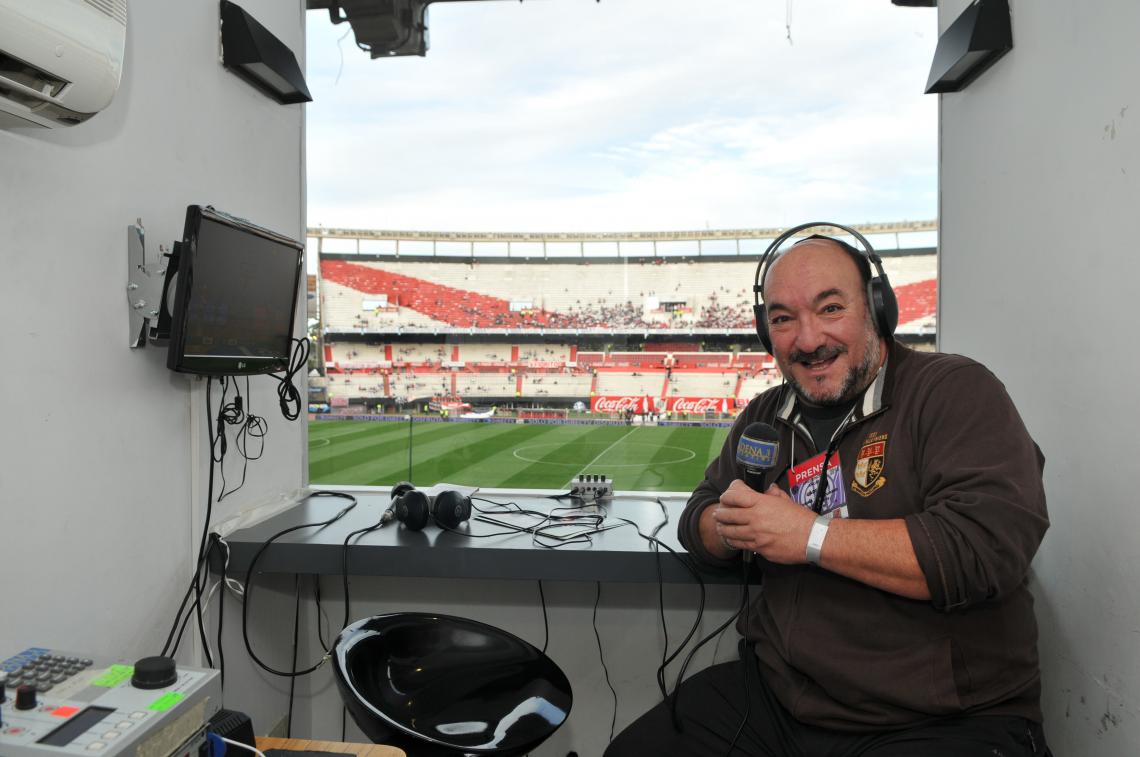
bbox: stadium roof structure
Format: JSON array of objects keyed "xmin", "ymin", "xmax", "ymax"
[
  {"xmin": 308, "ymin": 220, "xmax": 937, "ymax": 245},
  {"xmin": 308, "ymin": 220, "xmax": 939, "ymax": 262}
]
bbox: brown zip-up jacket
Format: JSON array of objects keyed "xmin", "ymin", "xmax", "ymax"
[{"xmin": 679, "ymin": 343, "xmax": 1049, "ymax": 731}]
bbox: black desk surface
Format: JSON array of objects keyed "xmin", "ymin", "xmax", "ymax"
[{"xmin": 222, "ymin": 487, "xmax": 739, "ymax": 584}]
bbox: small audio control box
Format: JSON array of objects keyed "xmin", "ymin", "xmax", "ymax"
[{"xmin": 571, "ymin": 473, "xmax": 614, "ymax": 500}]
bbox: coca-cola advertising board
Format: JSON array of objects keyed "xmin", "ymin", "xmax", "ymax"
[
  {"xmin": 590, "ymin": 396, "xmax": 731, "ymax": 414},
  {"xmin": 666, "ymin": 396, "xmax": 730, "ymax": 414},
  {"xmin": 590, "ymin": 395, "xmax": 648, "ymax": 413}
]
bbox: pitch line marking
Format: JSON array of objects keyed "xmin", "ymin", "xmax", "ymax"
[
  {"xmin": 583, "ymin": 427, "xmax": 638, "ymax": 470},
  {"xmin": 308, "ymin": 437, "xmax": 331, "ymax": 448}
]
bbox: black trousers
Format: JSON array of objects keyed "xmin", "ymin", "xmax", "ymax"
[{"xmin": 605, "ymin": 642, "xmax": 1051, "ymax": 757}]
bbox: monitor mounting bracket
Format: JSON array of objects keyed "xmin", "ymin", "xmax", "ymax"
[{"xmin": 126, "ymin": 219, "xmax": 178, "ymax": 348}]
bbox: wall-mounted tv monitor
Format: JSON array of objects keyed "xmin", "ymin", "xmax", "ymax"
[{"xmin": 166, "ymin": 205, "xmax": 304, "ymax": 376}]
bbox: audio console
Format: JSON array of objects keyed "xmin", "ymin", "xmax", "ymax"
[{"xmin": 0, "ymin": 647, "xmax": 220, "ymax": 757}]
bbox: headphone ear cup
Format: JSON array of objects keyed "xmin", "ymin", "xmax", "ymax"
[
  {"xmin": 868, "ymin": 277, "xmax": 899, "ymax": 339},
  {"xmin": 396, "ymin": 490, "xmax": 430, "ymax": 531},
  {"xmin": 431, "ymin": 490, "xmax": 471, "ymax": 530},
  {"xmin": 753, "ymin": 304, "xmax": 773, "ymax": 354}
]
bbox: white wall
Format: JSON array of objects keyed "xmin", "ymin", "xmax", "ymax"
[
  {"xmin": 937, "ymin": 1, "xmax": 1140, "ymax": 753},
  {"xmin": 0, "ymin": 0, "xmax": 307, "ymax": 735}
]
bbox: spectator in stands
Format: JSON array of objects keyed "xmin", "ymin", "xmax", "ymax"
[{"xmin": 608, "ymin": 237, "xmax": 1050, "ymax": 756}]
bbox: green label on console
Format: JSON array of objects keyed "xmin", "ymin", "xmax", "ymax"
[
  {"xmin": 91, "ymin": 665, "xmax": 134, "ymax": 688},
  {"xmin": 148, "ymin": 692, "xmax": 185, "ymax": 712}
]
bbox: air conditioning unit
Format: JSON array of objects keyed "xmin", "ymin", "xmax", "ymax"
[{"xmin": 0, "ymin": 0, "xmax": 127, "ymax": 129}]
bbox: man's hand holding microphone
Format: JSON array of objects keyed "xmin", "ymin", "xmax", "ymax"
[{"xmin": 702, "ymin": 423, "xmax": 817, "ymax": 565}]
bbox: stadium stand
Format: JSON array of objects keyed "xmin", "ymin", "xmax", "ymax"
[
  {"xmin": 321, "ymin": 280, "xmax": 450, "ymax": 332},
  {"xmin": 458, "ymin": 343, "xmax": 511, "ymax": 363},
  {"xmin": 895, "ymin": 278, "xmax": 936, "ymax": 326},
  {"xmin": 737, "ymin": 372, "xmax": 783, "ymax": 399},
  {"xmin": 388, "ymin": 371, "xmax": 450, "ymax": 400},
  {"xmin": 316, "ymin": 342, "xmax": 785, "ymax": 403},
  {"xmin": 327, "ymin": 343, "xmax": 388, "ymax": 368},
  {"xmin": 455, "ymin": 372, "xmax": 517, "ymax": 397},
  {"xmin": 604, "ymin": 352, "xmax": 669, "ymax": 368},
  {"xmin": 319, "ymin": 255, "xmax": 937, "ymax": 334},
  {"xmin": 327, "ymin": 373, "xmax": 386, "ymax": 400},
  {"xmin": 314, "ymin": 239, "xmax": 933, "ymax": 410},
  {"xmin": 392, "ymin": 343, "xmax": 448, "ymax": 364},
  {"xmin": 735, "ymin": 353, "xmax": 776, "ymax": 369},
  {"xmin": 596, "ymin": 372, "xmax": 669, "ymax": 396},
  {"xmin": 519, "ymin": 345, "xmax": 573, "ymax": 362},
  {"xmin": 521, "ymin": 372, "xmax": 593, "ymax": 396},
  {"xmin": 321, "ymin": 259, "xmax": 552, "ymax": 329},
  {"xmin": 666, "ymin": 372, "xmax": 736, "ymax": 397}
]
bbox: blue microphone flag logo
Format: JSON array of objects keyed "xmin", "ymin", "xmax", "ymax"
[{"xmin": 737, "ymin": 437, "xmax": 778, "ymax": 469}]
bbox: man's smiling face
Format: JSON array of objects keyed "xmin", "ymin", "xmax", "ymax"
[{"xmin": 764, "ymin": 239, "xmax": 886, "ymax": 406}]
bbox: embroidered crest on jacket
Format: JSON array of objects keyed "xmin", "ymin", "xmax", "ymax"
[{"xmin": 852, "ymin": 432, "xmax": 888, "ymax": 497}]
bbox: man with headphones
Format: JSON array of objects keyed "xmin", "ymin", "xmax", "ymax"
[{"xmin": 607, "ymin": 225, "xmax": 1051, "ymax": 756}]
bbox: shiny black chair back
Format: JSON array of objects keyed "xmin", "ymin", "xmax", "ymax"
[{"xmin": 333, "ymin": 613, "xmax": 573, "ymax": 756}]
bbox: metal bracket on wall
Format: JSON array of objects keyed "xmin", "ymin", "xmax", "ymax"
[{"xmin": 126, "ymin": 219, "xmax": 168, "ymax": 348}]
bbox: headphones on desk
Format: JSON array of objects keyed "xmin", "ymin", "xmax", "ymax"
[
  {"xmin": 752, "ymin": 221, "xmax": 899, "ymax": 354},
  {"xmin": 383, "ymin": 482, "xmax": 472, "ymax": 531}
]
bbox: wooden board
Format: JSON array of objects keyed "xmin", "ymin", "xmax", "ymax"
[{"xmin": 254, "ymin": 736, "xmax": 405, "ymax": 757}]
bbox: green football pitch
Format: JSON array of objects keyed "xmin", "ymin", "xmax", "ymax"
[{"xmin": 308, "ymin": 420, "xmax": 730, "ymax": 491}]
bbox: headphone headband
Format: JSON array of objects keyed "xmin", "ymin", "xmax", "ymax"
[
  {"xmin": 753, "ymin": 221, "xmax": 886, "ymax": 298},
  {"xmin": 751, "ymin": 221, "xmax": 898, "ymax": 353}
]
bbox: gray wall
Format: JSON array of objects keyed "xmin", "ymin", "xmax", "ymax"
[
  {"xmin": 937, "ymin": 1, "xmax": 1140, "ymax": 754},
  {"xmin": 0, "ymin": 0, "xmax": 307, "ymax": 735}
]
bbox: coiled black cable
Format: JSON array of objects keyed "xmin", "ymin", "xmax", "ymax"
[{"xmin": 273, "ymin": 337, "xmax": 310, "ymax": 421}]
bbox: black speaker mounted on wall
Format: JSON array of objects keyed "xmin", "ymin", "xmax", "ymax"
[
  {"xmin": 220, "ymin": 0, "xmax": 313, "ymax": 104},
  {"xmin": 925, "ymin": 0, "xmax": 1012, "ymax": 94}
]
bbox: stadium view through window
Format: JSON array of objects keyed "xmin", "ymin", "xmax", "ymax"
[{"xmin": 303, "ymin": 1, "xmax": 939, "ymax": 493}]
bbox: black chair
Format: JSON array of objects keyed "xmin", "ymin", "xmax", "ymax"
[{"xmin": 332, "ymin": 613, "xmax": 573, "ymax": 756}]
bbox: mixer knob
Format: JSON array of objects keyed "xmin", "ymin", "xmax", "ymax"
[
  {"xmin": 130, "ymin": 657, "xmax": 177, "ymax": 690},
  {"xmin": 15, "ymin": 684, "xmax": 37, "ymax": 710}
]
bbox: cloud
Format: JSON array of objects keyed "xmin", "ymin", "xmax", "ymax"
[{"xmin": 305, "ymin": 0, "xmax": 938, "ymax": 231}]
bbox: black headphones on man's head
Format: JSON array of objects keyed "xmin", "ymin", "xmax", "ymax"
[
  {"xmin": 752, "ymin": 221, "xmax": 899, "ymax": 354},
  {"xmin": 384, "ymin": 481, "xmax": 472, "ymax": 531}
]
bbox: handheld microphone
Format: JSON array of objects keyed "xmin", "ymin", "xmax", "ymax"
[
  {"xmin": 734, "ymin": 422, "xmax": 781, "ymax": 563},
  {"xmin": 736, "ymin": 422, "xmax": 781, "ymax": 489}
]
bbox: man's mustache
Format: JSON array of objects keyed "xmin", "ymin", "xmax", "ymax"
[{"xmin": 788, "ymin": 345, "xmax": 847, "ymax": 363}]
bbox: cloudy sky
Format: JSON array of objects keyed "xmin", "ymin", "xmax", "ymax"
[{"xmin": 304, "ymin": 0, "xmax": 938, "ymax": 233}]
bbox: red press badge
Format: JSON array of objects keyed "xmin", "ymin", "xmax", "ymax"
[{"xmin": 788, "ymin": 451, "xmax": 847, "ymax": 517}]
